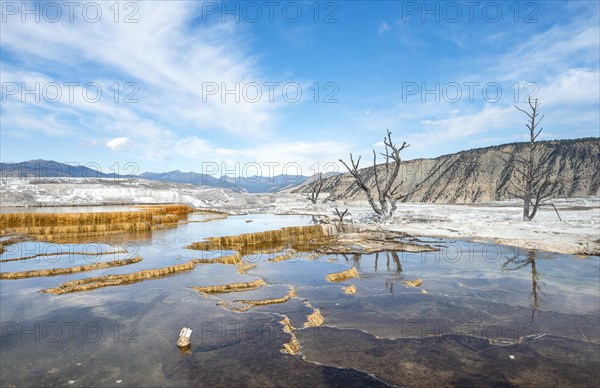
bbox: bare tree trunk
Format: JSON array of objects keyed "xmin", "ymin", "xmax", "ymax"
[
  {"xmin": 339, "ymin": 130, "xmax": 408, "ymax": 222},
  {"xmin": 523, "ymin": 184, "xmax": 531, "ymax": 221},
  {"xmin": 503, "ymin": 98, "xmax": 558, "ymax": 222}
]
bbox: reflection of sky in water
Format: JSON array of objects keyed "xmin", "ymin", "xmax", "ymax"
[{"xmin": 1, "ymin": 213, "xmax": 598, "ymax": 386}]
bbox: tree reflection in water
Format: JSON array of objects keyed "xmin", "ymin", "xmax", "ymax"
[
  {"xmin": 502, "ymin": 249, "xmax": 541, "ymax": 320},
  {"xmin": 376, "ymin": 251, "xmax": 403, "ymax": 293},
  {"xmin": 340, "ymin": 251, "xmax": 404, "ymax": 293}
]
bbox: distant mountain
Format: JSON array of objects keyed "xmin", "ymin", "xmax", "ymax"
[
  {"xmin": 138, "ymin": 170, "xmax": 309, "ymax": 193},
  {"xmin": 0, "ymin": 160, "xmax": 312, "ymax": 193},
  {"xmin": 278, "ymin": 171, "xmax": 342, "ymax": 193},
  {"xmin": 294, "ymin": 138, "xmax": 600, "ymax": 203},
  {"xmin": 0, "ymin": 160, "xmax": 124, "ymax": 179},
  {"xmin": 138, "ymin": 170, "xmax": 223, "ymax": 187}
]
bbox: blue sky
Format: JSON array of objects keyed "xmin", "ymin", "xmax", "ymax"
[{"xmin": 1, "ymin": 0, "xmax": 598, "ymax": 177}]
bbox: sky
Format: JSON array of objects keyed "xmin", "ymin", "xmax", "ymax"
[{"xmin": 1, "ymin": 0, "xmax": 599, "ymax": 178}]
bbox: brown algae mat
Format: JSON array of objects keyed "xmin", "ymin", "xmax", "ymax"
[
  {"xmin": 193, "ymin": 252, "xmax": 242, "ymax": 265},
  {"xmin": 0, "ymin": 211, "xmax": 153, "ymax": 227},
  {"xmin": 280, "ymin": 315, "xmax": 302, "ymax": 355},
  {"xmin": 40, "ymin": 253, "xmax": 242, "ymax": 295},
  {"xmin": 268, "ymin": 249, "xmax": 297, "ymax": 263},
  {"xmin": 404, "ymin": 278, "xmax": 423, "ymax": 287},
  {"xmin": 304, "ymin": 309, "xmax": 325, "ymax": 327},
  {"xmin": 343, "ymin": 285, "xmax": 357, "ymax": 295},
  {"xmin": 0, "ymin": 204, "xmax": 192, "ymax": 240},
  {"xmin": 217, "ymin": 287, "xmax": 297, "ymax": 312},
  {"xmin": 1, "ymin": 222, "xmax": 154, "ymax": 239},
  {"xmin": 188, "ymin": 224, "xmax": 439, "ymax": 256},
  {"xmin": 191, "ymin": 279, "xmax": 266, "ymax": 294},
  {"xmin": 133, "ymin": 204, "xmax": 193, "ymax": 215},
  {"xmin": 0, "ymin": 249, "xmax": 128, "ymax": 263},
  {"xmin": 0, "ymin": 256, "xmax": 143, "ymax": 279},
  {"xmin": 187, "ymin": 225, "xmax": 334, "ymax": 253},
  {"xmin": 326, "ymin": 267, "xmax": 360, "ymax": 282},
  {"xmin": 279, "ymin": 308, "xmax": 325, "ymax": 354},
  {"xmin": 236, "ymin": 262, "xmax": 257, "ymax": 274}
]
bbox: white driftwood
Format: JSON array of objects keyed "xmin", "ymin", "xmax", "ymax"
[{"xmin": 177, "ymin": 327, "xmax": 192, "ymax": 347}]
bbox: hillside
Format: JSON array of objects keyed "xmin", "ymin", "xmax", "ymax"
[{"xmin": 294, "ymin": 138, "xmax": 600, "ymax": 203}]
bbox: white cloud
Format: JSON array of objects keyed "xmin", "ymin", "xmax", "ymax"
[
  {"xmin": 0, "ymin": 1, "xmax": 280, "ymax": 141},
  {"xmin": 106, "ymin": 137, "xmax": 130, "ymax": 151},
  {"xmin": 419, "ymin": 106, "xmax": 515, "ymax": 138},
  {"xmin": 377, "ymin": 22, "xmax": 391, "ymax": 35},
  {"xmin": 485, "ymin": 20, "xmax": 599, "ymax": 83},
  {"xmin": 539, "ymin": 68, "xmax": 600, "ymax": 107},
  {"xmin": 172, "ymin": 137, "xmax": 350, "ymax": 176}
]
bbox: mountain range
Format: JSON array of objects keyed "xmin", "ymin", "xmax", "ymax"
[
  {"xmin": 2, "ymin": 137, "xmax": 598, "ymax": 199},
  {"xmin": 138, "ymin": 171, "xmax": 311, "ymax": 193},
  {"xmin": 0, "ymin": 160, "xmax": 328, "ymax": 193},
  {"xmin": 0, "ymin": 159, "xmax": 123, "ymax": 179}
]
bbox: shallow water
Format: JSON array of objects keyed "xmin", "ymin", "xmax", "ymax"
[{"xmin": 1, "ymin": 212, "xmax": 599, "ymax": 387}]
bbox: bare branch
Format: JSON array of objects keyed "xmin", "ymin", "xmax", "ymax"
[
  {"xmin": 373, "ymin": 150, "xmax": 382, "ymax": 198},
  {"xmin": 339, "ymin": 155, "xmax": 382, "ymax": 217},
  {"xmin": 334, "ymin": 207, "xmax": 349, "ymax": 223},
  {"xmin": 338, "ymin": 130, "xmax": 408, "ymax": 221},
  {"xmin": 305, "ymin": 172, "xmax": 324, "ymax": 204},
  {"xmin": 549, "ymin": 203, "xmax": 563, "ymax": 221},
  {"xmin": 514, "ymin": 104, "xmax": 532, "ymax": 118}
]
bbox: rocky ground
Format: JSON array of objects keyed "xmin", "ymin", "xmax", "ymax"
[{"xmin": 278, "ymin": 197, "xmax": 599, "ymax": 256}]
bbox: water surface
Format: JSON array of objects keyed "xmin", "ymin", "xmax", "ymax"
[{"xmin": 1, "ymin": 212, "xmax": 598, "ymax": 387}]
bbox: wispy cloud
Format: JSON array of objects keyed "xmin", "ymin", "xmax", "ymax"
[
  {"xmin": 173, "ymin": 137, "xmax": 351, "ymax": 175},
  {"xmin": 485, "ymin": 19, "xmax": 599, "ymax": 83},
  {"xmin": 1, "ymin": 2, "xmax": 278, "ymax": 144},
  {"xmin": 539, "ymin": 68, "xmax": 599, "ymax": 107},
  {"xmin": 377, "ymin": 22, "xmax": 391, "ymax": 35}
]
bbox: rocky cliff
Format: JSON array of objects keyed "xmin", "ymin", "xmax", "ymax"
[{"xmin": 295, "ymin": 138, "xmax": 600, "ymax": 203}]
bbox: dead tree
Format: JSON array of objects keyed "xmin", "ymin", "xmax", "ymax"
[
  {"xmin": 339, "ymin": 129, "xmax": 409, "ymax": 222},
  {"xmin": 504, "ymin": 98, "xmax": 558, "ymax": 221},
  {"xmin": 305, "ymin": 172, "xmax": 323, "ymax": 204},
  {"xmin": 334, "ymin": 207, "xmax": 348, "ymax": 222},
  {"xmin": 502, "ymin": 250, "xmax": 540, "ymax": 319}
]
